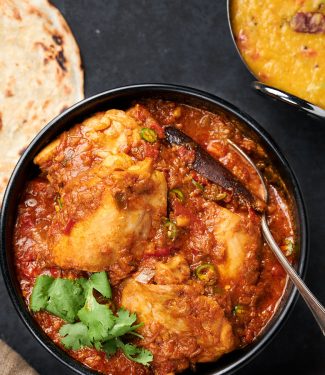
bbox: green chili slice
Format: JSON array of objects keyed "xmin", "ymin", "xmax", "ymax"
[
  {"xmin": 169, "ymin": 188, "xmax": 185, "ymax": 203},
  {"xmin": 233, "ymin": 304, "xmax": 247, "ymax": 316},
  {"xmin": 195, "ymin": 263, "xmax": 216, "ymax": 283},
  {"xmin": 164, "ymin": 220, "xmax": 178, "ymax": 241},
  {"xmin": 58, "ymin": 197, "xmax": 63, "ymax": 209},
  {"xmin": 281, "ymin": 238, "xmax": 294, "ymax": 256},
  {"xmin": 204, "ymin": 190, "xmax": 228, "ymax": 202},
  {"xmin": 55, "ymin": 194, "xmax": 63, "ymax": 211},
  {"xmin": 191, "ymin": 179, "xmax": 204, "ymax": 191},
  {"xmin": 215, "ymin": 192, "xmax": 227, "ymax": 201},
  {"xmin": 140, "ymin": 128, "xmax": 157, "ymax": 143}
]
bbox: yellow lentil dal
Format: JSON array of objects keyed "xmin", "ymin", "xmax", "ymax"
[{"xmin": 230, "ymin": 0, "xmax": 325, "ymax": 109}]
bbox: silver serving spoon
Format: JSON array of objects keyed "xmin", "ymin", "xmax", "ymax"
[
  {"xmin": 164, "ymin": 126, "xmax": 325, "ymax": 333},
  {"xmin": 228, "ymin": 139, "xmax": 325, "ymax": 335}
]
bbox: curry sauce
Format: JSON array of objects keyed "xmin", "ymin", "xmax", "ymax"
[{"xmin": 14, "ymin": 100, "xmax": 296, "ymax": 374}]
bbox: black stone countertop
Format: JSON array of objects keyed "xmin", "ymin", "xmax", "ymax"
[{"xmin": 1, "ymin": 1, "xmax": 324, "ymax": 374}]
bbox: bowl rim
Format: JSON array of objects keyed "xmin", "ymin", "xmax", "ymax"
[
  {"xmin": 226, "ymin": 0, "xmax": 325, "ymax": 120},
  {"xmin": 0, "ymin": 83, "xmax": 309, "ymax": 375}
]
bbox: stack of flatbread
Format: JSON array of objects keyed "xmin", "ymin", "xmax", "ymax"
[{"xmin": 0, "ymin": 0, "xmax": 84, "ymax": 203}]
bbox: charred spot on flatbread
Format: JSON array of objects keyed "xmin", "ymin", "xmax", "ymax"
[
  {"xmin": 56, "ymin": 50, "xmax": 67, "ymax": 71},
  {"xmin": 52, "ymin": 34, "xmax": 63, "ymax": 45}
]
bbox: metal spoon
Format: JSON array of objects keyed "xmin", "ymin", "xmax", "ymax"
[
  {"xmin": 164, "ymin": 126, "xmax": 325, "ymax": 333},
  {"xmin": 228, "ymin": 139, "xmax": 325, "ymax": 335}
]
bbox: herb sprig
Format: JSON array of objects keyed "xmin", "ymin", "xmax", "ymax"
[{"xmin": 30, "ymin": 272, "xmax": 152, "ymax": 366}]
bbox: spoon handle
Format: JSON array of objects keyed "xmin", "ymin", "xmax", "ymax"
[{"xmin": 262, "ymin": 215, "xmax": 325, "ymax": 335}]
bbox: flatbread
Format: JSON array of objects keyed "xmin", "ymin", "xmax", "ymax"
[{"xmin": 0, "ymin": 0, "xmax": 84, "ymax": 204}]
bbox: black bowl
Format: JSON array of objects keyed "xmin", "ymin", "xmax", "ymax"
[{"xmin": 0, "ymin": 84, "xmax": 308, "ymax": 375}]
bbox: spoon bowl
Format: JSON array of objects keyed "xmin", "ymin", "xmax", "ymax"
[{"xmin": 228, "ymin": 139, "xmax": 325, "ymax": 335}]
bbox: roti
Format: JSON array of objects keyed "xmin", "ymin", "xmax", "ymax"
[{"xmin": 0, "ymin": 0, "xmax": 84, "ymax": 204}]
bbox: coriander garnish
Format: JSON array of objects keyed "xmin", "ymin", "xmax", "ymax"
[{"xmin": 30, "ymin": 272, "xmax": 153, "ymax": 366}]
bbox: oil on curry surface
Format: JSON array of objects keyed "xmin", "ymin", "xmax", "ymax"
[{"xmin": 14, "ymin": 100, "xmax": 296, "ymax": 374}]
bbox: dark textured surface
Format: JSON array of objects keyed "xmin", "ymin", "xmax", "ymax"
[{"xmin": 1, "ymin": 1, "xmax": 324, "ymax": 374}]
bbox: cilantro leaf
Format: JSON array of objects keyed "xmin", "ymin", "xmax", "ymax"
[
  {"xmin": 94, "ymin": 341, "xmax": 102, "ymax": 351},
  {"xmin": 90, "ymin": 272, "xmax": 111, "ymax": 298},
  {"xmin": 116, "ymin": 308, "xmax": 137, "ymax": 327},
  {"xmin": 31, "ymin": 272, "xmax": 153, "ymax": 366},
  {"xmin": 116, "ymin": 338, "xmax": 153, "ymax": 366},
  {"xmin": 46, "ymin": 278, "xmax": 86, "ymax": 323},
  {"xmin": 78, "ymin": 289, "xmax": 115, "ymax": 342},
  {"xmin": 30, "ymin": 275, "xmax": 87, "ymax": 322},
  {"xmin": 102, "ymin": 338, "xmax": 118, "ymax": 357},
  {"xmin": 107, "ymin": 308, "xmax": 143, "ymax": 338},
  {"xmin": 30, "ymin": 275, "xmax": 54, "ymax": 311},
  {"xmin": 102, "ymin": 338, "xmax": 153, "ymax": 367},
  {"xmin": 77, "ymin": 277, "xmax": 90, "ymax": 293},
  {"xmin": 59, "ymin": 322, "xmax": 91, "ymax": 350}
]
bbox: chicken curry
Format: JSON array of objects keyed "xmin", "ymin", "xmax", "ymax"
[{"xmin": 14, "ymin": 99, "xmax": 296, "ymax": 374}]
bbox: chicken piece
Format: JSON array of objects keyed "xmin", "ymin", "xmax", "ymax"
[
  {"xmin": 47, "ymin": 157, "xmax": 167, "ymax": 276},
  {"xmin": 34, "ymin": 109, "xmax": 143, "ymax": 189},
  {"xmin": 154, "ymin": 255, "xmax": 190, "ymax": 285},
  {"xmin": 203, "ymin": 202, "xmax": 262, "ymax": 285},
  {"xmin": 34, "ymin": 109, "xmax": 167, "ymax": 280},
  {"xmin": 121, "ymin": 279, "xmax": 235, "ymax": 373},
  {"xmin": 34, "ymin": 138, "xmax": 60, "ymax": 166}
]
